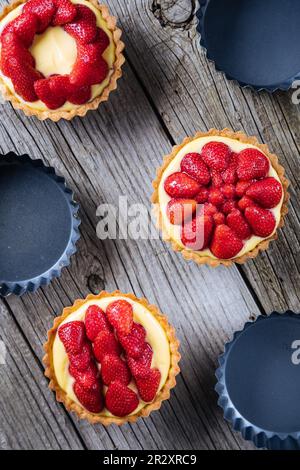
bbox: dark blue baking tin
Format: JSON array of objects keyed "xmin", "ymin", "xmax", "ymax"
[
  {"xmin": 197, "ymin": 0, "xmax": 300, "ymax": 92},
  {"xmin": 216, "ymin": 312, "xmax": 300, "ymax": 450},
  {"xmin": 0, "ymin": 153, "xmax": 80, "ymax": 296}
]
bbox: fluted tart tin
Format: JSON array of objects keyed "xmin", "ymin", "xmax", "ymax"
[
  {"xmin": 216, "ymin": 312, "xmax": 300, "ymax": 450},
  {"xmin": 197, "ymin": 0, "xmax": 300, "ymax": 92},
  {"xmin": 0, "ymin": 153, "xmax": 80, "ymax": 296}
]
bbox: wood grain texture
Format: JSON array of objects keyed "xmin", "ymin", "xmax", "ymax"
[{"xmin": 0, "ymin": 0, "xmax": 298, "ymax": 451}]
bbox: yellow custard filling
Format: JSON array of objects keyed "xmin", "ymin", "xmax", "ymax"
[
  {"xmin": 0, "ymin": 0, "xmax": 116, "ymax": 111},
  {"xmin": 158, "ymin": 136, "xmax": 284, "ymax": 259},
  {"xmin": 53, "ymin": 296, "xmax": 171, "ymax": 417}
]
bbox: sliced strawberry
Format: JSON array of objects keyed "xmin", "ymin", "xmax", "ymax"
[
  {"xmin": 127, "ymin": 343, "xmax": 153, "ymax": 379},
  {"xmin": 118, "ymin": 323, "xmax": 146, "ymax": 359},
  {"xmin": 70, "ymin": 42, "xmax": 108, "ymax": 87},
  {"xmin": 201, "ymin": 142, "xmax": 231, "ymax": 172},
  {"xmin": 181, "ymin": 214, "xmax": 214, "ymax": 251},
  {"xmin": 211, "ymin": 170, "xmax": 223, "ymax": 188},
  {"xmin": 164, "ymin": 172, "xmax": 201, "ymax": 199},
  {"xmin": 70, "ymin": 362, "xmax": 99, "ymax": 390},
  {"xmin": 221, "ymin": 184, "xmax": 236, "ymax": 200},
  {"xmin": 53, "ymin": 0, "xmax": 77, "ymax": 26},
  {"xmin": 34, "ymin": 75, "xmax": 70, "ymax": 109},
  {"xmin": 96, "ymin": 27, "xmax": 110, "ymax": 53},
  {"xmin": 213, "ymin": 212, "xmax": 225, "ymax": 226},
  {"xmin": 166, "ymin": 198, "xmax": 197, "ymax": 225},
  {"xmin": 85, "ymin": 305, "xmax": 111, "ymax": 342},
  {"xmin": 23, "ymin": 0, "xmax": 55, "ymax": 33},
  {"xmin": 236, "ymin": 180, "xmax": 255, "ymax": 198},
  {"xmin": 9, "ymin": 64, "xmax": 41, "ymax": 101},
  {"xmin": 180, "ymin": 153, "xmax": 210, "ymax": 185},
  {"xmin": 238, "ymin": 196, "xmax": 255, "ymax": 211},
  {"xmin": 246, "ymin": 177, "xmax": 282, "ymax": 208},
  {"xmin": 73, "ymin": 381, "xmax": 103, "ymax": 413},
  {"xmin": 93, "ymin": 330, "xmax": 121, "ymax": 363},
  {"xmin": 58, "ymin": 321, "xmax": 86, "ymax": 355},
  {"xmin": 101, "ymin": 354, "xmax": 131, "ymax": 386},
  {"xmin": 1, "ymin": 12, "xmax": 38, "ymax": 48},
  {"xmin": 1, "ymin": 32, "xmax": 35, "ymax": 74},
  {"xmin": 64, "ymin": 4, "xmax": 97, "ymax": 44},
  {"xmin": 244, "ymin": 206, "xmax": 276, "ymax": 237},
  {"xmin": 136, "ymin": 368, "xmax": 161, "ymax": 403},
  {"xmin": 106, "ymin": 300, "xmax": 134, "ymax": 336},
  {"xmin": 194, "ymin": 187, "xmax": 209, "ymax": 203},
  {"xmin": 237, "ymin": 148, "xmax": 270, "ymax": 180},
  {"xmin": 69, "ymin": 342, "xmax": 92, "ymax": 371},
  {"xmin": 222, "ymin": 200, "xmax": 238, "ymax": 215},
  {"xmin": 210, "ymin": 224, "xmax": 244, "ymax": 259},
  {"xmin": 227, "ymin": 209, "xmax": 252, "ymax": 240},
  {"xmin": 208, "ymin": 188, "xmax": 224, "ymax": 207},
  {"xmin": 68, "ymin": 85, "xmax": 91, "ymax": 105},
  {"xmin": 105, "ymin": 381, "xmax": 139, "ymax": 417}
]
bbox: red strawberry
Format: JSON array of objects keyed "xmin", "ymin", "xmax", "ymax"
[
  {"xmin": 9, "ymin": 64, "xmax": 41, "ymax": 101},
  {"xmin": 105, "ymin": 381, "xmax": 139, "ymax": 417},
  {"xmin": 106, "ymin": 300, "xmax": 133, "ymax": 336},
  {"xmin": 58, "ymin": 321, "xmax": 86, "ymax": 354},
  {"xmin": 69, "ymin": 342, "xmax": 92, "ymax": 371},
  {"xmin": 166, "ymin": 198, "xmax": 197, "ymax": 225},
  {"xmin": 96, "ymin": 28, "xmax": 110, "ymax": 53},
  {"xmin": 118, "ymin": 323, "xmax": 146, "ymax": 359},
  {"xmin": 127, "ymin": 343, "xmax": 153, "ymax": 379},
  {"xmin": 34, "ymin": 75, "xmax": 69, "ymax": 109},
  {"xmin": 221, "ymin": 184, "xmax": 236, "ymax": 200},
  {"xmin": 180, "ymin": 153, "xmax": 210, "ymax": 185},
  {"xmin": 208, "ymin": 188, "xmax": 224, "ymax": 207},
  {"xmin": 68, "ymin": 85, "xmax": 91, "ymax": 105},
  {"xmin": 194, "ymin": 187, "xmax": 209, "ymax": 203},
  {"xmin": 64, "ymin": 4, "xmax": 97, "ymax": 43},
  {"xmin": 222, "ymin": 200, "xmax": 238, "ymax": 215},
  {"xmin": 203, "ymin": 202, "xmax": 218, "ymax": 216},
  {"xmin": 101, "ymin": 354, "xmax": 131, "ymax": 386},
  {"xmin": 222, "ymin": 154, "xmax": 238, "ymax": 184},
  {"xmin": 1, "ymin": 12, "xmax": 38, "ymax": 48},
  {"xmin": 53, "ymin": 0, "xmax": 77, "ymax": 25},
  {"xmin": 237, "ymin": 148, "xmax": 269, "ymax": 180},
  {"xmin": 93, "ymin": 330, "xmax": 121, "ymax": 362},
  {"xmin": 244, "ymin": 206, "xmax": 276, "ymax": 237},
  {"xmin": 70, "ymin": 44, "xmax": 108, "ymax": 87},
  {"xmin": 136, "ymin": 368, "xmax": 161, "ymax": 403},
  {"xmin": 211, "ymin": 170, "xmax": 223, "ymax": 188},
  {"xmin": 210, "ymin": 224, "xmax": 244, "ymax": 259},
  {"xmin": 238, "ymin": 196, "xmax": 255, "ymax": 211},
  {"xmin": 164, "ymin": 172, "xmax": 201, "ymax": 199},
  {"xmin": 227, "ymin": 209, "xmax": 252, "ymax": 240},
  {"xmin": 85, "ymin": 305, "xmax": 111, "ymax": 341},
  {"xmin": 73, "ymin": 381, "xmax": 103, "ymax": 413},
  {"xmin": 236, "ymin": 180, "xmax": 255, "ymax": 197},
  {"xmin": 181, "ymin": 214, "xmax": 214, "ymax": 251},
  {"xmin": 201, "ymin": 141, "xmax": 231, "ymax": 172},
  {"xmin": 23, "ymin": 0, "xmax": 55, "ymax": 33},
  {"xmin": 213, "ymin": 212, "xmax": 225, "ymax": 225},
  {"xmin": 70, "ymin": 362, "xmax": 99, "ymax": 390},
  {"xmin": 1, "ymin": 32, "xmax": 35, "ymax": 74},
  {"xmin": 246, "ymin": 177, "xmax": 282, "ymax": 208}
]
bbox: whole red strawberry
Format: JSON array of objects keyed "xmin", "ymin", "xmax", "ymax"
[
  {"xmin": 118, "ymin": 323, "xmax": 146, "ymax": 359},
  {"xmin": 237, "ymin": 149, "xmax": 269, "ymax": 180},
  {"xmin": 227, "ymin": 209, "xmax": 252, "ymax": 240},
  {"xmin": 106, "ymin": 300, "xmax": 133, "ymax": 336},
  {"xmin": 69, "ymin": 342, "xmax": 92, "ymax": 371},
  {"xmin": 244, "ymin": 206, "xmax": 276, "ymax": 237},
  {"xmin": 34, "ymin": 75, "xmax": 70, "ymax": 109},
  {"xmin": 195, "ymin": 187, "xmax": 209, "ymax": 203},
  {"xmin": 166, "ymin": 198, "xmax": 197, "ymax": 225},
  {"xmin": 181, "ymin": 214, "xmax": 214, "ymax": 251},
  {"xmin": 73, "ymin": 381, "xmax": 103, "ymax": 413},
  {"xmin": 211, "ymin": 170, "xmax": 223, "ymax": 188},
  {"xmin": 238, "ymin": 196, "xmax": 255, "ymax": 211},
  {"xmin": 201, "ymin": 141, "xmax": 231, "ymax": 172},
  {"xmin": 208, "ymin": 188, "xmax": 225, "ymax": 207},
  {"xmin": 53, "ymin": 0, "xmax": 77, "ymax": 26},
  {"xmin": 105, "ymin": 381, "xmax": 139, "ymax": 417},
  {"xmin": 127, "ymin": 343, "xmax": 153, "ymax": 379},
  {"xmin": 101, "ymin": 354, "xmax": 131, "ymax": 386},
  {"xmin": 222, "ymin": 200, "xmax": 238, "ymax": 215},
  {"xmin": 136, "ymin": 368, "xmax": 161, "ymax": 403},
  {"xmin": 180, "ymin": 153, "xmax": 210, "ymax": 185},
  {"xmin": 85, "ymin": 305, "xmax": 111, "ymax": 341},
  {"xmin": 58, "ymin": 321, "xmax": 86, "ymax": 354},
  {"xmin": 210, "ymin": 224, "xmax": 244, "ymax": 259},
  {"xmin": 1, "ymin": 12, "xmax": 38, "ymax": 48},
  {"xmin": 23, "ymin": 0, "xmax": 55, "ymax": 33},
  {"xmin": 70, "ymin": 42, "xmax": 108, "ymax": 87},
  {"xmin": 221, "ymin": 183, "xmax": 236, "ymax": 200},
  {"xmin": 213, "ymin": 212, "xmax": 225, "ymax": 225},
  {"xmin": 246, "ymin": 177, "xmax": 282, "ymax": 208},
  {"xmin": 93, "ymin": 330, "xmax": 121, "ymax": 362},
  {"xmin": 164, "ymin": 172, "xmax": 201, "ymax": 199},
  {"xmin": 64, "ymin": 4, "xmax": 97, "ymax": 43}
]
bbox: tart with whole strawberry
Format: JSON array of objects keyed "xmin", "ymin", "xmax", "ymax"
[
  {"xmin": 152, "ymin": 129, "xmax": 289, "ymax": 266},
  {"xmin": 43, "ymin": 291, "xmax": 180, "ymax": 424},
  {"xmin": 0, "ymin": 0, "xmax": 124, "ymax": 120}
]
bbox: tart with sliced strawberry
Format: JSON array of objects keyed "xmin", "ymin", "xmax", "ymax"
[
  {"xmin": 152, "ymin": 129, "xmax": 289, "ymax": 266},
  {"xmin": 43, "ymin": 291, "xmax": 180, "ymax": 424},
  {"xmin": 0, "ymin": 0, "xmax": 124, "ymax": 120}
]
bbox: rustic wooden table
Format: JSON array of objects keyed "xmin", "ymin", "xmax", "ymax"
[{"xmin": 0, "ymin": 0, "xmax": 299, "ymax": 451}]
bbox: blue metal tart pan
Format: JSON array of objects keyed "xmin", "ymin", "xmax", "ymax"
[
  {"xmin": 197, "ymin": 0, "xmax": 300, "ymax": 92},
  {"xmin": 216, "ymin": 312, "xmax": 300, "ymax": 449},
  {"xmin": 0, "ymin": 153, "xmax": 80, "ymax": 296}
]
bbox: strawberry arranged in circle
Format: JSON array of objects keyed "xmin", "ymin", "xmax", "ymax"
[
  {"xmin": 210, "ymin": 224, "xmax": 244, "ymax": 259},
  {"xmin": 245, "ymin": 205, "xmax": 276, "ymax": 237},
  {"xmin": 105, "ymin": 381, "xmax": 139, "ymax": 417},
  {"xmin": 53, "ymin": 0, "xmax": 77, "ymax": 26},
  {"xmin": 237, "ymin": 148, "xmax": 270, "ymax": 180},
  {"xmin": 23, "ymin": 0, "xmax": 56, "ymax": 33},
  {"xmin": 69, "ymin": 38, "xmax": 109, "ymax": 87},
  {"xmin": 1, "ymin": 12, "xmax": 38, "ymax": 48},
  {"xmin": 180, "ymin": 153, "xmax": 210, "ymax": 185},
  {"xmin": 246, "ymin": 177, "xmax": 282, "ymax": 208},
  {"xmin": 166, "ymin": 198, "xmax": 197, "ymax": 225},
  {"xmin": 64, "ymin": 4, "xmax": 97, "ymax": 44},
  {"xmin": 227, "ymin": 209, "xmax": 251, "ymax": 240},
  {"xmin": 164, "ymin": 172, "xmax": 201, "ymax": 199},
  {"xmin": 181, "ymin": 214, "xmax": 214, "ymax": 251},
  {"xmin": 201, "ymin": 141, "xmax": 231, "ymax": 172}
]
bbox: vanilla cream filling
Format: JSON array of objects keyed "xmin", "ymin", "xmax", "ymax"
[
  {"xmin": 53, "ymin": 296, "xmax": 171, "ymax": 417},
  {"xmin": 158, "ymin": 136, "xmax": 284, "ymax": 259},
  {"xmin": 0, "ymin": 0, "xmax": 116, "ymax": 111}
]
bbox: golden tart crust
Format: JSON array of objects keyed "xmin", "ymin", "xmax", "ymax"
[
  {"xmin": 152, "ymin": 128, "xmax": 289, "ymax": 267},
  {"xmin": 43, "ymin": 290, "xmax": 181, "ymax": 425},
  {"xmin": 0, "ymin": 0, "xmax": 125, "ymax": 121}
]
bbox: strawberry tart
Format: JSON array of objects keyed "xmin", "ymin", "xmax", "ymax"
[
  {"xmin": 43, "ymin": 291, "xmax": 180, "ymax": 424},
  {"xmin": 152, "ymin": 129, "xmax": 289, "ymax": 266},
  {"xmin": 0, "ymin": 0, "xmax": 124, "ymax": 120}
]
